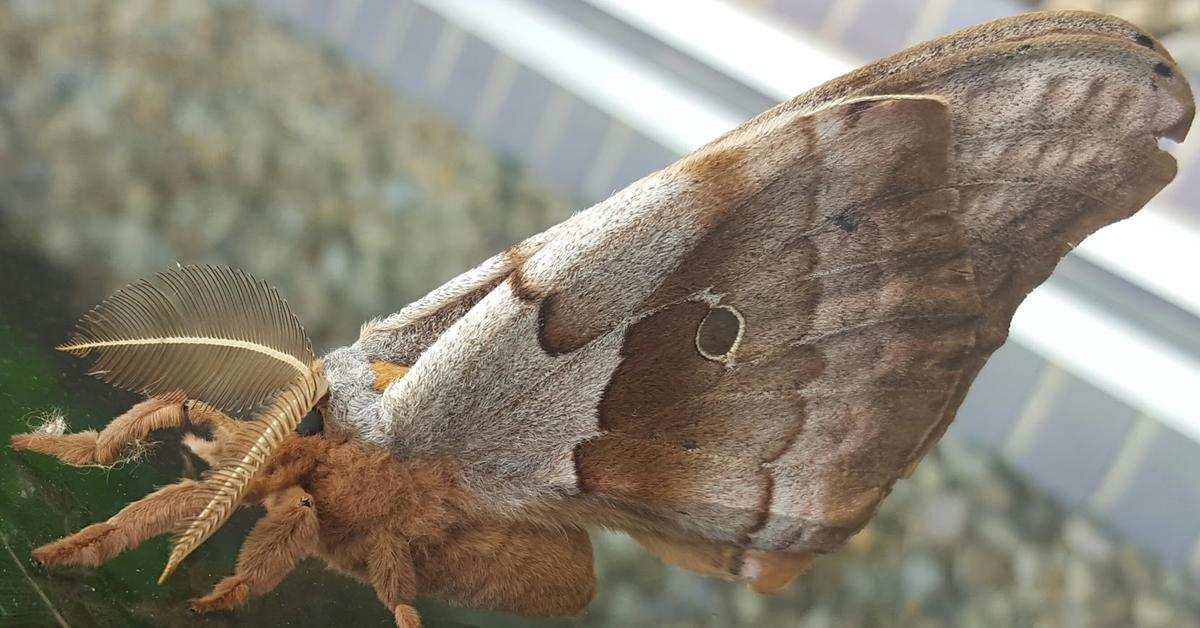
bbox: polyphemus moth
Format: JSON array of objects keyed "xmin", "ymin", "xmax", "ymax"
[{"xmin": 10, "ymin": 11, "xmax": 1194, "ymax": 628}]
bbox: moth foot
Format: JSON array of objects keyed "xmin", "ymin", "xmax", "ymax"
[
  {"xmin": 32, "ymin": 523, "xmax": 124, "ymax": 568},
  {"xmin": 190, "ymin": 576, "xmax": 249, "ymax": 614},
  {"xmin": 393, "ymin": 604, "xmax": 422, "ymax": 628}
]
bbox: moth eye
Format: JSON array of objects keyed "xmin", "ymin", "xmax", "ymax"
[
  {"xmin": 696, "ymin": 304, "xmax": 744, "ymax": 363},
  {"xmin": 295, "ymin": 407, "xmax": 324, "ymax": 436}
]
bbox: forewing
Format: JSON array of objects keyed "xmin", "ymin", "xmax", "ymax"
[
  {"xmin": 570, "ymin": 96, "xmax": 978, "ymax": 550},
  {"xmin": 375, "ymin": 11, "xmax": 1193, "ymax": 556},
  {"xmin": 383, "ymin": 96, "xmax": 980, "ymax": 539}
]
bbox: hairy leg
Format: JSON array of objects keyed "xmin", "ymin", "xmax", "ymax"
[
  {"xmin": 33, "ymin": 479, "xmax": 208, "ymax": 567},
  {"xmin": 393, "ymin": 605, "xmax": 422, "ymax": 628},
  {"xmin": 190, "ymin": 486, "xmax": 319, "ymax": 614},
  {"xmin": 365, "ymin": 534, "xmax": 421, "ymax": 628},
  {"xmin": 12, "ymin": 398, "xmax": 236, "ymax": 465}
]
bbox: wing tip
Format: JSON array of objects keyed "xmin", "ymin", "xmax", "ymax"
[{"xmin": 1161, "ymin": 87, "xmax": 1195, "ymax": 144}]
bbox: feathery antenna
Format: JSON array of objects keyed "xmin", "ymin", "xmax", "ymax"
[{"xmin": 60, "ymin": 265, "xmax": 328, "ymax": 581}]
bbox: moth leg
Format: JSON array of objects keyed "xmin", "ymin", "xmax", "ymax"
[
  {"xmin": 419, "ymin": 520, "xmax": 595, "ymax": 616},
  {"xmin": 392, "ymin": 605, "xmax": 421, "ymax": 628},
  {"xmin": 180, "ymin": 408, "xmax": 251, "ymax": 468},
  {"xmin": 190, "ymin": 486, "xmax": 319, "ymax": 614},
  {"xmin": 364, "ymin": 534, "xmax": 421, "ymax": 628},
  {"xmin": 629, "ymin": 532, "xmax": 814, "ymax": 593},
  {"xmin": 11, "ymin": 398, "xmax": 235, "ymax": 465},
  {"xmin": 32, "ymin": 479, "xmax": 208, "ymax": 568}
]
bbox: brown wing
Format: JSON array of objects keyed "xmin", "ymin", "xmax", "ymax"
[
  {"xmin": 568, "ymin": 95, "xmax": 977, "ymax": 552},
  {"xmin": 376, "ymin": 11, "xmax": 1191, "ymax": 570},
  {"xmin": 383, "ymin": 95, "xmax": 979, "ymax": 534},
  {"xmin": 568, "ymin": 13, "xmax": 1193, "ymax": 554},
  {"xmin": 785, "ymin": 12, "xmax": 1196, "ymax": 463}
]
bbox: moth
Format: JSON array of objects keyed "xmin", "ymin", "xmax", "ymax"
[{"xmin": 10, "ymin": 11, "xmax": 1194, "ymax": 628}]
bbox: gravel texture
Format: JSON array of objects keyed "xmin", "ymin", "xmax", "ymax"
[{"xmin": 0, "ymin": 0, "xmax": 571, "ymax": 349}]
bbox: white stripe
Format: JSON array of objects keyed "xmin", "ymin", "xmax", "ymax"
[
  {"xmin": 426, "ymin": 22, "xmax": 466, "ymax": 96},
  {"xmin": 470, "ymin": 55, "xmax": 517, "ymax": 134},
  {"xmin": 906, "ymin": 0, "xmax": 956, "ymax": 45},
  {"xmin": 1189, "ymin": 532, "xmax": 1200, "ymax": 576},
  {"xmin": 1001, "ymin": 366, "xmax": 1067, "ymax": 460},
  {"xmin": 1089, "ymin": 415, "xmax": 1159, "ymax": 513},
  {"xmin": 330, "ymin": 0, "xmax": 364, "ymax": 41},
  {"xmin": 1012, "ymin": 283, "xmax": 1200, "ymax": 443},
  {"xmin": 60, "ymin": 338, "xmax": 310, "ymax": 374},
  {"xmin": 583, "ymin": 0, "xmax": 853, "ymax": 99},
  {"xmin": 1073, "ymin": 210, "xmax": 1200, "ymax": 320},
  {"xmin": 416, "ymin": 0, "xmax": 743, "ymax": 154},
  {"xmin": 371, "ymin": 0, "xmax": 415, "ymax": 69},
  {"xmin": 818, "ymin": 0, "xmax": 865, "ymax": 41},
  {"xmin": 581, "ymin": 120, "xmax": 631, "ymax": 201},
  {"xmin": 529, "ymin": 88, "xmax": 574, "ymax": 163}
]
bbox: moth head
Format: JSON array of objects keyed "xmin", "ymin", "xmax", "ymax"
[
  {"xmin": 57, "ymin": 265, "xmax": 328, "ymax": 583},
  {"xmin": 295, "ymin": 358, "xmax": 328, "ymax": 437},
  {"xmin": 296, "ymin": 404, "xmax": 325, "ymax": 436}
]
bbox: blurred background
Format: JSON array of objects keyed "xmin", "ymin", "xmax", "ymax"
[{"xmin": 0, "ymin": 0, "xmax": 1198, "ymax": 626}]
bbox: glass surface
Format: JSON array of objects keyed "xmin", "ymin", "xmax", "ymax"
[{"xmin": 1, "ymin": 2, "xmax": 1198, "ymax": 627}]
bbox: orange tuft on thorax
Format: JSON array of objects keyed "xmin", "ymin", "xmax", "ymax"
[{"xmin": 369, "ymin": 361, "xmax": 411, "ymax": 392}]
